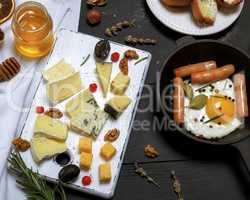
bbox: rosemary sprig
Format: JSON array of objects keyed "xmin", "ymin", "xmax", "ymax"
[
  {"xmin": 80, "ymin": 54, "xmax": 90, "ymax": 67},
  {"xmin": 203, "ymin": 113, "xmax": 224, "ymax": 124},
  {"xmin": 8, "ymin": 151, "xmax": 67, "ymax": 200},
  {"xmin": 134, "ymin": 162, "xmax": 160, "ymax": 188},
  {"xmin": 134, "ymin": 56, "xmax": 148, "ymax": 65}
]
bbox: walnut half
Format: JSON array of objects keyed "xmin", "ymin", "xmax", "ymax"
[
  {"xmin": 104, "ymin": 128, "xmax": 120, "ymax": 142},
  {"xmin": 144, "ymin": 144, "xmax": 159, "ymax": 158}
]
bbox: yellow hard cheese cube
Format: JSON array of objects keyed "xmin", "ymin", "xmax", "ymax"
[
  {"xmin": 99, "ymin": 163, "xmax": 111, "ymax": 183},
  {"xmin": 100, "ymin": 142, "xmax": 116, "ymax": 161},
  {"xmin": 80, "ymin": 152, "xmax": 93, "ymax": 170},
  {"xmin": 79, "ymin": 137, "xmax": 92, "ymax": 153}
]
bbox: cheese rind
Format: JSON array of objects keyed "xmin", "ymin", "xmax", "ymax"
[
  {"xmin": 34, "ymin": 115, "xmax": 68, "ymax": 141},
  {"xmin": 46, "ymin": 71, "xmax": 82, "ymax": 103},
  {"xmin": 42, "ymin": 59, "xmax": 75, "ymax": 82},
  {"xmin": 99, "ymin": 163, "xmax": 111, "ymax": 183},
  {"xmin": 79, "ymin": 137, "xmax": 92, "ymax": 153},
  {"xmin": 31, "ymin": 136, "xmax": 67, "ymax": 163},
  {"xmin": 70, "ymin": 106, "xmax": 108, "ymax": 138},
  {"xmin": 65, "ymin": 89, "xmax": 98, "ymax": 118},
  {"xmin": 80, "ymin": 152, "xmax": 93, "ymax": 170},
  {"xmin": 96, "ymin": 62, "xmax": 112, "ymax": 97},
  {"xmin": 100, "ymin": 142, "xmax": 116, "ymax": 161},
  {"xmin": 111, "ymin": 72, "xmax": 130, "ymax": 95}
]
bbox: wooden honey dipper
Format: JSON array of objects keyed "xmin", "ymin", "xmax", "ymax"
[{"xmin": 0, "ymin": 57, "xmax": 21, "ymax": 81}]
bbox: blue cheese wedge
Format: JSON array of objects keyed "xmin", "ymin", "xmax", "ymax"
[
  {"xmin": 46, "ymin": 71, "xmax": 82, "ymax": 103},
  {"xmin": 104, "ymin": 95, "xmax": 131, "ymax": 119},
  {"xmin": 65, "ymin": 89, "xmax": 98, "ymax": 118},
  {"xmin": 34, "ymin": 115, "xmax": 68, "ymax": 141},
  {"xmin": 96, "ymin": 62, "xmax": 112, "ymax": 97},
  {"xmin": 111, "ymin": 72, "xmax": 130, "ymax": 95},
  {"xmin": 42, "ymin": 59, "xmax": 75, "ymax": 82},
  {"xmin": 31, "ymin": 136, "xmax": 67, "ymax": 163},
  {"xmin": 70, "ymin": 105, "xmax": 108, "ymax": 138}
]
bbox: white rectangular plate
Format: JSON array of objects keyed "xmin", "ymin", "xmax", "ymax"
[{"xmin": 18, "ymin": 29, "xmax": 151, "ymax": 199}]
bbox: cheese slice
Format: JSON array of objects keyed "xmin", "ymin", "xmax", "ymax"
[
  {"xmin": 70, "ymin": 105, "xmax": 108, "ymax": 138},
  {"xmin": 46, "ymin": 71, "xmax": 82, "ymax": 103},
  {"xmin": 34, "ymin": 115, "xmax": 68, "ymax": 141},
  {"xmin": 104, "ymin": 95, "xmax": 131, "ymax": 119},
  {"xmin": 42, "ymin": 59, "xmax": 75, "ymax": 82},
  {"xmin": 31, "ymin": 136, "xmax": 67, "ymax": 163},
  {"xmin": 111, "ymin": 72, "xmax": 130, "ymax": 95},
  {"xmin": 96, "ymin": 62, "xmax": 112, "ymax": 97},
  {"xmin": 65, "ymin": 89, "xmax": 98, "ymax": 118}
]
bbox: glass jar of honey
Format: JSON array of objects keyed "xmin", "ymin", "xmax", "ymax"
[{"xmin": 11, "ymin": 1, "xmax": 54, "ymax": 58}]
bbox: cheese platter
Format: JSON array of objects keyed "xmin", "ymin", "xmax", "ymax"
[{"xmin": 16, "ymin": 29, "xmax": 151, "ymax": 198}]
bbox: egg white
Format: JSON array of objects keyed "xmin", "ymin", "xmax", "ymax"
[{"xmin": 184, "ymin": 79, "xmax": 243, "ymax": 139}]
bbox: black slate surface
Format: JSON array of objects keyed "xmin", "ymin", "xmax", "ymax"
[{"xmin": 66, "ymin": 0, "xmax": 250, "ymax": 199}]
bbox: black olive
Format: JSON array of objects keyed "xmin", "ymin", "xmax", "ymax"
[
  {"xmin": 58, "ymin": 164, "xmax": 80, "ymax": 183},
  {"xmin": 55, "ymin": 151, "xmax": 72, "ymax": 166},
  {"xmin": 95, "ymin": 39, "xmax": 111, "ymax": 60}
]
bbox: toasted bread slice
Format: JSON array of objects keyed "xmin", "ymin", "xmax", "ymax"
[
  {"xmin": 191, "ymin": 0, "xmax": 218, "ymax": 25},
  {"xmin": 216, "ymin": 0, "xmax": 242, "ymax": 8},
  {"xmin": 161, "ymin": 0, "xmax": 191, "ymax": 7}
]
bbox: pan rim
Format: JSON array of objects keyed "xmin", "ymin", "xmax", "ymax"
[{"xmin": 157, "ymin": 38, "xmax": 250, "ymax": 145}]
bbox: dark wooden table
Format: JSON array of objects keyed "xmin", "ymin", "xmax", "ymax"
[{"xmin": 66, "ymin": 0, "xmax": 250, "ymax": 199}]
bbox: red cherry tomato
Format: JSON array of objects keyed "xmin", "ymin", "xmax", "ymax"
[
  {"xmin": 36, "ymin": 106, "xmax": 44, "ymax": 113},
  {"xmin": 82, "ymin": 176, "xmax": 92, "ymax": 186},
  {"xmin": 111, "ymin": 52, "xmax": 120, "ymax": 62},
  {"xmin": 89, "ymin": 83, "xmax": 97, "ymax": 93}
]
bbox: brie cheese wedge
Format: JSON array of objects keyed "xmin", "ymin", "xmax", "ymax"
[
  {"xmin": 34, "ymin": 115, "xmax": 68, "ymax": 141},
  {"xmin": 46, "ymin": 71, "xmax": 82, "ymax": 103},
  {"xmin": 42, "ymin": 59, "xmax": 75, "ymax": 82},
  {"xmin": 31, "ymin": 136, "xmax": 67, "ymax": 163}
]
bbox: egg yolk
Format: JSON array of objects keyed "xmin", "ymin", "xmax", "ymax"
[{"xmin": 205, "ymin": 95, "xmax": 235, "ymax": 124}]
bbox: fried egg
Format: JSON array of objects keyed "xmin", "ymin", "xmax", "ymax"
[{"xmin": 184, "ymin": 79, "xmax": 243, "ymax": 139}]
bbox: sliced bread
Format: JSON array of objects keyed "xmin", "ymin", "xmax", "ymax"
[
  {"xmin": 161, "ymin": 0, "xmax": 191, "ymax": 7},
  {"xmin": 191, "ymin": 0, "xmax": 218, "ymax": 25}
]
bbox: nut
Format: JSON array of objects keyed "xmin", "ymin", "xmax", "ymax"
[
  {"xmin": 144, "ymin": 144, "xmax": 159, "ymax": 158},
  {"xmin": 86, "ymin": 0, "xmax": 107, "ymax": 6},
  {"xmin": 44, "ymin": 108, "xmax": 63, "ymax": 119},
  {"xmin": 12, "ymin": 138, "xmax": 30, "ymax": 152},
  {"xmin": 86, "ymin": 9, "xmax": 102, "ymax": 25},
  {"xmin": 104, "ymin": 128, "xmax": 120, "ymax": 142},
  {"xmin": 119, "ymin": 58, "xmax": 128, "ymax": 75},
  {"xmin": 124, "ymin": 50, "xmax": 139, "ymax": 60}
]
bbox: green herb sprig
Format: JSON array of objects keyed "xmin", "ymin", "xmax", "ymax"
[
  {"xmin": 203, "ymin": 113, "xmax": 224, "ymax": 124},
  {"xmin": 8, "ymin": 151, "xmax": 67, "ymax": 200},
  {"xmin": 134, "ymin": 56, "xmax": 148, "ymax": 65},
  {"xmin": 80, "ymin": 54, "xmax": 90, "ymax": 67}
]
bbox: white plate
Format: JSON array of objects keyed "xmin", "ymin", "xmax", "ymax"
[
  {"xmin": 146, "ymin": 0, "xmax": 244, "ymax": 36},
  {"xmin": 18, "ymin": 29, "xmax": 151, "ymax": 199}
]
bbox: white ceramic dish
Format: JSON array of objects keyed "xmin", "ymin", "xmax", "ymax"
[
  {"xmin": 146, "ymin": 0, "xmax": 244, "ymax": 36},
  {"xmin": 18, "ymin": 29, "xmax": 151, "ymax": 199}
]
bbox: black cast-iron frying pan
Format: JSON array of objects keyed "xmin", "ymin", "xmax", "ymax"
[{"xmin": 157, "ymin": 37, "xmax": 250, "ymax": 173}]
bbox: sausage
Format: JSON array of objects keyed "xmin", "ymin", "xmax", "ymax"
[
  {"xmin": 162, "ymin": 0, "xmax": 191, "ymax": 7},
  {"xmin": 173, "ymin": 77, "xmax": 184, "ymax": 124},
  {"xmin": 191, "ymin": 64, "xmax": 235, "ymax": 84},
  {"xmin": 174, "ymin": 61, "xmax": 217, "ymax": 77},
  {"xmin": 233, "ymin": 73, "xmax": 249, "ymax": 118}
]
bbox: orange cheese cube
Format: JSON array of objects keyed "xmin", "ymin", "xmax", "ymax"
[
  {"xmin": 80, "ymin": 152, "xmax": 93, "ymax": 170},
  {"xmin": 79, "ymin": 137, "xmax": 92, "ymax": 153},
  {"xmin": 100, "ymin": 142, "xmax": 116, "ymax": 161},
  {"xmin": 99, "ymin": 163, "xmax": 111, "ymax": 183}
]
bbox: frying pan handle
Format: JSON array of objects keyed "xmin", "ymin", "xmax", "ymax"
[
  {"xmin": 232, "ymin": 138, "xmax": 250, "ymax": 174},
  {"xmin": 176, "ymin": 36, "xmax": 195, "ymax": 47}
]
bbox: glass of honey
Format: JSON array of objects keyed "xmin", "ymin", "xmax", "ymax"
[{"xmin": 11, "ymin": 1, "xmax": 54, "ymax": 58}]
